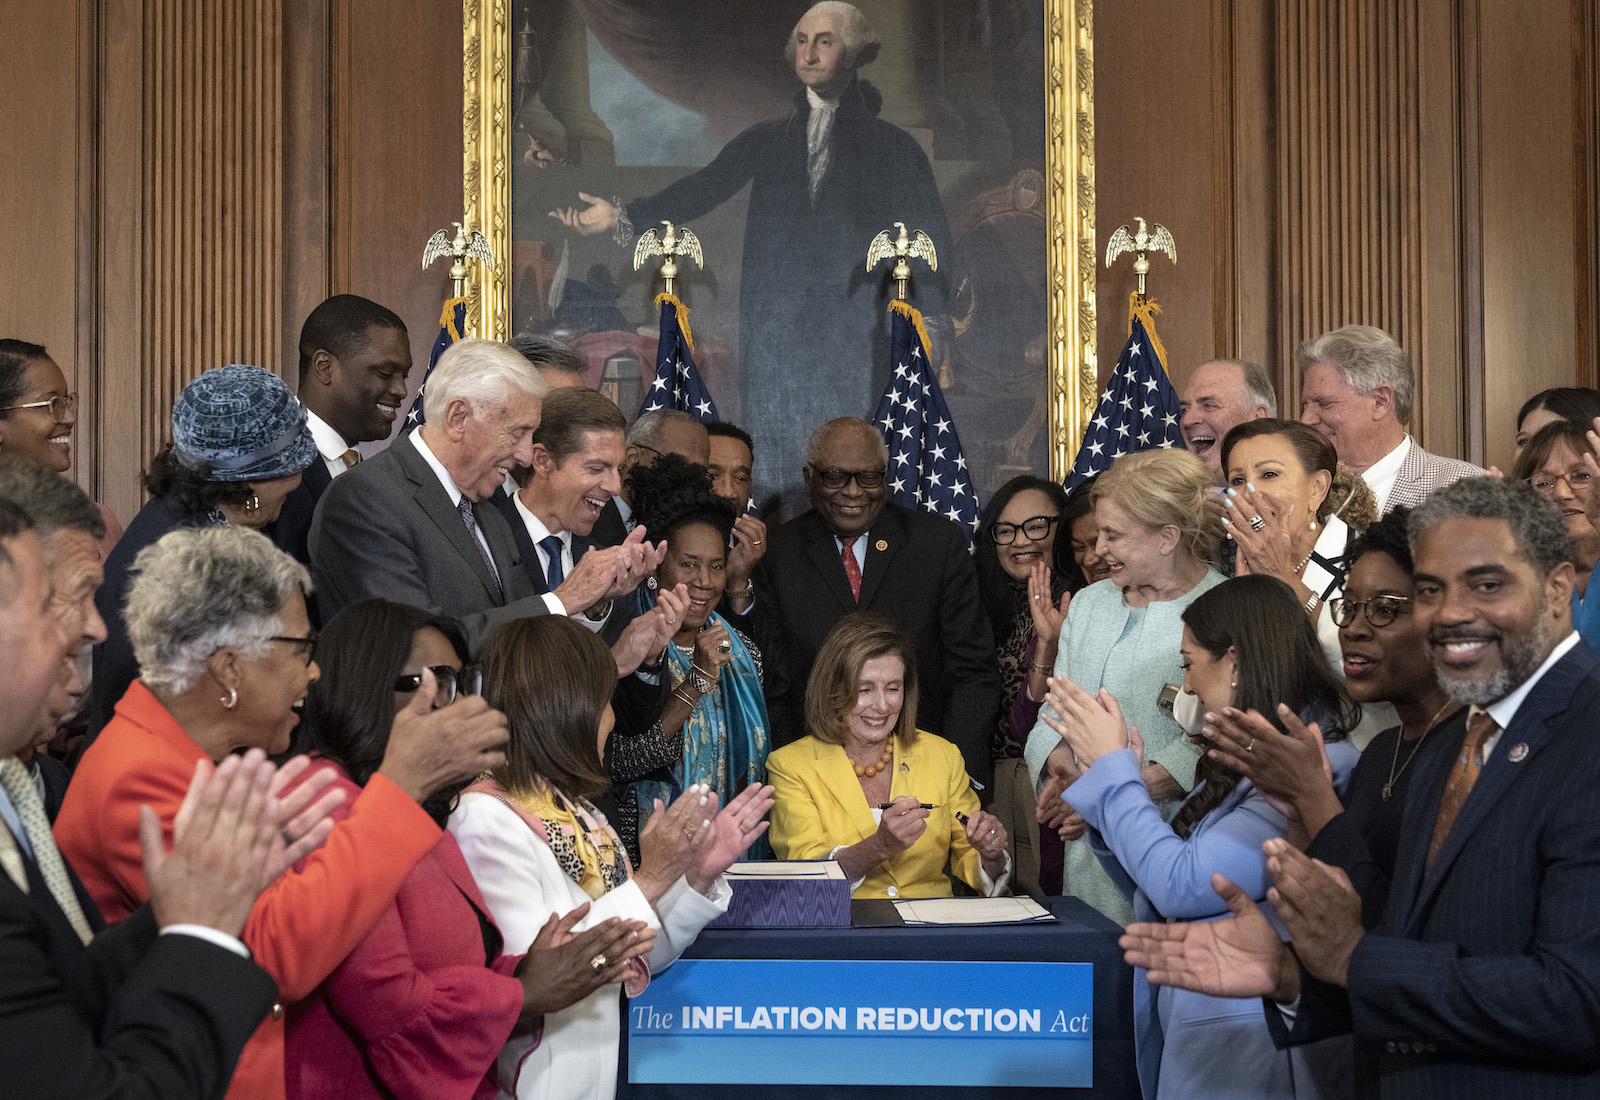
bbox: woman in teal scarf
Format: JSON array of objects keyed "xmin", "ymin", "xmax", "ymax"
[{"xmin": 608, "ymin": 455, "xmax": 772, "ymax": 862}]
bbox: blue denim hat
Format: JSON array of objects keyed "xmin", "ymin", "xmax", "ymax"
[{"xmin": 170, "ymin": 364, "xmax": 317, "ymax": 483}]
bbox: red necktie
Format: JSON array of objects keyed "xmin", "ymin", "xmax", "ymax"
[
  {"xmin": 840, "ymin": 536, "xmax": 862, "ymax": 601},
  {"xmin": 1426, "ymin": 709, "xmax": 1497, "ymax": 870}
]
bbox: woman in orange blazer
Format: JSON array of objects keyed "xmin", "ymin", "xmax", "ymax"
[
  {"xmin": 55, "ymin": 527, "xmax": 508, "ymax": 1100},
  {"xmin": 767, "ymin": 614, "xmax": 1011, "ymax": 899}
]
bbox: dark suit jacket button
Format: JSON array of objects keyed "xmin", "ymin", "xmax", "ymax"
[
  {"xmin": 1425, "ymin": 1043, "xmax": 1437, "ymax": 1054},
  {"xmin": 1384, "ymin": 1042, "xmax": 1398, "ymax": 1054}
]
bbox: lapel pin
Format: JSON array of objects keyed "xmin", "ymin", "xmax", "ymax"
[
  {"xmin": 875, "ymin": 539, "xmax": 888, "ymax": 551},
  {"xmin": 1507, "ymin": 742, "xmax": 1529, "ymax": 763},
  {"xmin": 900, "ymin": 761, "xmax": 910, "ymax": 771}
]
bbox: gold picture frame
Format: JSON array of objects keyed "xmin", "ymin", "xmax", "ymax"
[{"xmin": 460, "ymin": 0, "xmax": 1096, "ymax": 481}]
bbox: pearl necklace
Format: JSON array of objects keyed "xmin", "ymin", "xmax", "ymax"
[{"xmin": 852, "ymin": 742, "xmax": 893, "ymax": 778}]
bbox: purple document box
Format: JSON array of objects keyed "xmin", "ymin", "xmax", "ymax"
[{"xmin": 705, "ymin": 860, "xmax": 850, "ymax": 929}]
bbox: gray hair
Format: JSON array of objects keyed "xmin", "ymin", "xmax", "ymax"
[
  {"xmin": 508, "ymin": 332, "xmax": 586, "ymax": 377},
  {"xmin": 805, "ymin": 417, "xmax": 888, "ymax": 468},
  {"xmin": 125, "ymin": 526, "xmax": 311, "ymax": 694},
  {"xmin": 1407, "ymin": 476, "xmax": 1571, "ymax": 579},
  {"xmin": 784, "ymin": 2, "xmax": 881, "ymax": 69},
  {"xmin": 0, "ymin": 456, "xmax": 105, "ymax": 542},
  {"xmin": 422, "ymin": 337, "xmax": 548, "ymax": 424},
  {"xmin": 1295, "ymin": 325, "xmax": 1415, "ymax": 425},
  {"xmin": 627, "ymin": 407, "xmax": 701, "ymax": 450},
  {"xmin": 1195, "ymin": 359, "xmax": 1278, "ymax": 418}
]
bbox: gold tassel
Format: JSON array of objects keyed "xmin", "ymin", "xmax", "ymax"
[
  {"xmin": 888, "ymin": 299, "xmax": 935, "ymax": 361},
  {"xmin": 655, "ymin": 292, "xmax": 694, "ymax": 353},
  {"xmin": 1127, "ymin": 292, "xmax": 1170, "ymax": 375},
  {"xmin": 439, "ymin": 297, "xmax": 468, "ymax": 342}
]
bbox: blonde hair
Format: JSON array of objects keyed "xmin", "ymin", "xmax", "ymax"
[
  {"xmin": 1092, "ymin": 449, "xmax": 1218, "ymax": 566},
  {"xmin": 804, "ymin": 614, "xmax": 919, "ymax": 749}
]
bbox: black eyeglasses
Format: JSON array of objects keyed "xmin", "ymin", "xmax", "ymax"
[
  {"xmin": 0, "ymin": 393, "xmax": 78, "ymax": 421},
  {"xmin": 269, "ymin": 632, "xmax": 319, "ymax": 664},
  {"xmin": 990, "ymin": 515, "xmax": 1059, "ymax": 545},
  {"xmin": 1329, "ymin": 595, "xmax": 1413, "ymax": 629},
  {"xmin": 812, "ymin": 467, "xmax": 887, "ymax": 490},
  {"xmin": 393, "ymin": 665, "xmax": 481, "ymax": 708}
]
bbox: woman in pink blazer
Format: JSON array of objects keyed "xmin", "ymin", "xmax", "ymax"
[{"xmin": 284, "ymin": 600, "xmax": 652, "ymax": 1100}]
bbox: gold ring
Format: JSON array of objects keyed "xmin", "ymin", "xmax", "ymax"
[{"xmin": 589, "ymin": 953, "xmax": 608, "ymax": 973}]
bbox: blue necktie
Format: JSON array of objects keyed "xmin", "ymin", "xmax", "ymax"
[{"xmin": 540, "ymin": 534, "xmax": 565, "ymax": 592}]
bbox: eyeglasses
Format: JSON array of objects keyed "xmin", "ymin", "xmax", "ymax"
[
  {"xmin": 0, "ymin": 393, "xmax": 78, "ymax": 421},
  {"xmin": 269, "ymin": 632, "xmax": 319, "ymax": 664},
  {"xmin": 1329, "ymin": 595, "xmax": 1413, "ymax": 629},
  {"xmin": 811, "ymin": 467, "xmax": 887, "ymax": 490},
  {"xmin": 1527, "ymin": 469, "xmax": 1595, "ymax": 495},
  {"xmin": 990, "ymin": 515, "xmax": 1059, "ymax": 545},
  {"xmin": 393, "ymin": 665, "xmax": 481, "ymax": 708}
]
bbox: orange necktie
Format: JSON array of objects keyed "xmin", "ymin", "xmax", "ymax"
[
  {"xmin": 840, "ymin": 536, "xmax": 862, "ymax": 601},
  {"xmin": 1426, "ymin": 709, "xmax": 1496, "ymax": 870}
]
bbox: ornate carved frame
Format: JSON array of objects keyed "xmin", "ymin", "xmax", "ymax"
[{"xmin": 461, "ymin": 0, "xmax": 1096, "ymax": 479}]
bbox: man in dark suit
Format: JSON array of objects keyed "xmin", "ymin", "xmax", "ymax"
[
  {"xmin": 0, "ymin": 497, "xmax": 300, "ymax": 1097},
  {"xmin": 1123, "ymin": 476, "xmax": 1600, "ymax": 1097},
  {"xmin": 309, "ymin": 339, "xmax": 672, "ymax": 671},
  {"xmin": 490, "ymin": 387, "xmax": 664, "ymax": 651},
  {"xmin": 750, "ymin": 417, "xmax": 1000, "ymax": 788},
  {"xmin": 270, "ymin": 295, "xmax": 412, "ymax": 573}
]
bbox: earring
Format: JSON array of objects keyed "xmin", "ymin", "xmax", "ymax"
[
  {"xmin": 646, "ymin": 575, "xmax": 659, "ymax": 591},
  {"xmin": 221, "ymin": 687, "xmax": 238, "ymax": 709},
  {"xmin": 242, "ymin": 494, "xmax": 260, "ymax": 514}
]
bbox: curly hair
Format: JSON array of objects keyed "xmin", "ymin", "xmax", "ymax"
[
  {"xmin": 144, "ymin": 444, "xmax": 257, "ymax": 514},
  {"xmin": 1408, "ymin": 476, "xmax": 1571, "ymax": 579},
  {"xmin": 1344, "ymin": 506, "xmax": 1413, "ymax": 575},
  {"xmin": 626, "ymin": 452, "xmax": 735, "ymax": 544}
]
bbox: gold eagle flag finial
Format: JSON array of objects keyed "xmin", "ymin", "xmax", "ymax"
[
  {"xmin": 422, "ymin": 221, "xmax": 495, "ymax": 301},
  {"xmin": 867, "ymin": 221, "xmax": 938, "ymax": 302},
  {"xmin": 633, "ymin": 221, "xmax": 704, "ymax": 297},
  {"xmin": 1104, "ymin": 216, "xmax": 1176, "ymax": 302}
]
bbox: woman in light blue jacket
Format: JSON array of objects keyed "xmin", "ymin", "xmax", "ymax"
[{"xmin": 1043, "ymin": 575, "xmax": 1361, "ymax": 1100}]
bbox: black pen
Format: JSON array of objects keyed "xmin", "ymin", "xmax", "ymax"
[{"xmin": 877, "ymin": 802, "xmax": 936, "ymax": 810}]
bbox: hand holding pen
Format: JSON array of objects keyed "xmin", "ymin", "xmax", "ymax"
[{"xmin": 871, "ymin": 795, "xmax": 929, "ymax": 857}]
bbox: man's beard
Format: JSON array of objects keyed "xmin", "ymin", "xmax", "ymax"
[{"xmin": 1431, "ymin": 603, "xmax": 1553, "ymax": 706}]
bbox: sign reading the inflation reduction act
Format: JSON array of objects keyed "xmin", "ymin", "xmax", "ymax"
[{"xmin": 628, "ymin": 959, "xmax": 1094, "ymax": 1087}]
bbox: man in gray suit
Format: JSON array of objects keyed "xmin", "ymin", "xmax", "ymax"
[
  {"xmin": 309, "ymin": 338, "xmax": 663, "ymax": 661},
  {"xmin": 1298, "ymin": 324, "xmax": 1482, "ymax": 516}
]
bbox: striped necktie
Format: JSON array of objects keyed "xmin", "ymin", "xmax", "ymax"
[{"xmin": 0, "ymin": 757, "xmax": 93, "ymax": 944}]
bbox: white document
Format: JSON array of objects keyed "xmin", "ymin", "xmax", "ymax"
[
  {"xmin": 893, "ymin": 896, "xmax": 1055, "ymax": 926},
  {"xmin": 725, "ymin": 860, "xmax": 846, "ymax": 879}
]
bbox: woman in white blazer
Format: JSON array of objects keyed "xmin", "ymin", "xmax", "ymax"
[{"xmin": 449, "ymin": 615, "xmax": 773, "ymax": 1100}]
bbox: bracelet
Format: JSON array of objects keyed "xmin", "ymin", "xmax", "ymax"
[
  {"xmin": 1030, "ymin": 661, "xmax": 1054, "ymax": 674},
  {"xmin": 671, "ymin": 687, "xmax": 698, "ymax": 707},
  {"xmin": 729, "ymin": 578, "xmax": 755, "ymax": 600},
  {"xmin": 691, "ymin": 661, "xmax": 720, "ymax": 684},
  {"xmin": 1304, "ymin": 592, "xmax": 1321, "ymax": 615}
]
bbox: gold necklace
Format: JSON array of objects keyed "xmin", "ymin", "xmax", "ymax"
[
  {"xmin": 852, "ymin": 742, "xmax": 894, "ymax": 778},
  {"xmin": 1382, "ymin": 698, "xmax": 1456, "ymax": 801}
]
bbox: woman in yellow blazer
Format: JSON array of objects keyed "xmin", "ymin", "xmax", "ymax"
[{"xmin": 767, "ymin": 614, "xmax": 1011, "ymax": 899}]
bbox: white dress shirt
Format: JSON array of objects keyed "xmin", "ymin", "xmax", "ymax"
[
  {"xmin": 305, "ymin": 408, "xmax": 355, "ymax": 481},
  {"xmin": 510, "ymin": 494, "xmax": 608, "ymax": 631},
  {"xmin": 1360, "ymin": 436, "xmax": 1411, "ymax": 517},
  {"xmin": 411, "ymin": 432, "xmax": 501, "ymax": 588}
]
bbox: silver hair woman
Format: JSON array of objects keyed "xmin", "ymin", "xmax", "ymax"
[{"xmin": 121, "ymin": 525, "xmax": 318, "ymax": 758}]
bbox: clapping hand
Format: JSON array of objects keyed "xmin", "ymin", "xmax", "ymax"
[
  {"xmin": 633, "ymin": 786, "xmax": 715, "ymax": 904},
  {"xmin": 1264, "ymin": 838, "xmax": 1363, "ymax": 988},
  {"xmin": 612, "ymin": 582, "xmax": 690, "ymax": 677},
  {"xmin": 1026, "ymin": 560, "xmax": 1070, "ymax": 645},
  {"xmin": 1041, "ymin": 679, "xmax": 1137, "ymax": 769},
  {"xmin": 725, "ymin": 514, "xmax": 767, "ymax": 599},
  {"xmin": 1222, "ymin": 483, "xmax": 1295, "ymax": 579},
  {"xmin": 1121, "ymin": 874, "xmax": 1298, "ymax": 1002},
  {"xmin": 516, "ymin": 902, "xmax": 656, "ymax": 1020},
  {"xmin": 688, "ymin": 782, "xmax": 774, "ymax": 895},
  {"xmin": 1203, "ymin": 705, "xmax": 1338, "ymax": 832}
]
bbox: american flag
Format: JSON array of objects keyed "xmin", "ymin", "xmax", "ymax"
[
  {"xmin": 873, "ymin": 301, "xmax": 979, "ymax": 534},
  {"xmin": 1064, "ymin": 299, "xmax": 1180, "ymax": 489},
  {"xmin": 404, "ymin": 296, "xmax": 467, "ymax": 430},
  {"xmin": 639, "ymin": 293, "xmax": 719, "ymax": 422}
]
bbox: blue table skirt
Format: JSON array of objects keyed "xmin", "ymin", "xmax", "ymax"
[{"xmin": 618, "ymin": 896, "xmax": 1139, "ymax": 1098}]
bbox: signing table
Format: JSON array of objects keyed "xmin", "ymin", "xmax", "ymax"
[{"xmin": 617, "ymin": 896, "xmax": 1138, "ymax": 1099}]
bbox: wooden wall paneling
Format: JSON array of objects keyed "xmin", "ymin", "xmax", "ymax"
[
  {"xmin": 1476, "ymin": 0, "xmax": 1578, "ymax": 471},
  {"xmin": 1576, "ymin": 0, "xmax": 1600, "ymax": 389},
  {"xmin": 283, "ymin": 0, "xmax": 334, "ymax": 381}
]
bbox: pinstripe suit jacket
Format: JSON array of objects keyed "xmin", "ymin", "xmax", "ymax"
[
  {"xmin": 1381, "ymin": 437, "xmax": 1484, "ymax": 515},
  {"xmin": 1277, "ymin": 641, "xmax": 1600, "ymax": 1097}
]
